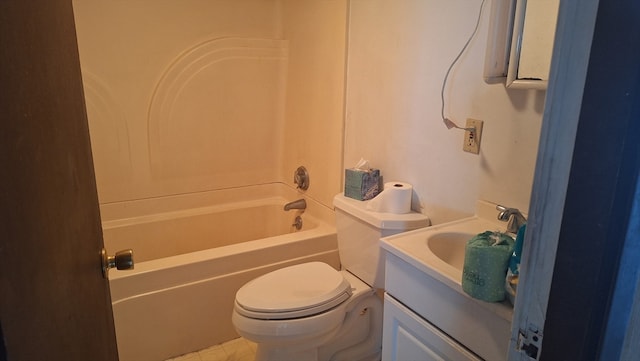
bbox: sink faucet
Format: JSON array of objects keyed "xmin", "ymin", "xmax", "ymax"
[
  {"xmin": 496, "ymin": 205, "xmax": 527, "ymax": 234},
  {"xmin": 284, "ymin": 199, "xmax": 306, "ymax": 211}
]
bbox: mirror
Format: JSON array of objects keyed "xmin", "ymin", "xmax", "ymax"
[{"xmin": 506, "ymin": 0, "xmax": 560, "ymax": 89}]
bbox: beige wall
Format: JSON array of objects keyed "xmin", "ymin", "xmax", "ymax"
[
  {"xmin": 73, "ymin": 0, "xmax": 347, "ymax": 209},
  {"xmin": 346, "ymin": 0, "xmax": 544, "ymax": 224},
  {"xmin": 74, "ymin": 0, "xmax": 542, "ymax": 224}
]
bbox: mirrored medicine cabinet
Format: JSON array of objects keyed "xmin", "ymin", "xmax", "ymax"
[{"xmin": 484, "ymin": 0, "xmax": 560, "ymax": 89}]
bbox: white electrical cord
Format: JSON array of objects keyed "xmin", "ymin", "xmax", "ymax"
[{"xmin": 441, "ymin": 0, "xmax": 486, "ymax": 132}]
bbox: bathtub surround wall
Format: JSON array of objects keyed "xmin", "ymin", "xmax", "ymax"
[
  {"xmin": 73, "ymin": 0, "xmax": 347, "ymax": 208},
  {"xmin": 345, "ymin": 1, "xmax": 544, "ymax": 224},
  {"xmin": 281, "ymin": 2, "xmax": 348, "ymax": 207}
]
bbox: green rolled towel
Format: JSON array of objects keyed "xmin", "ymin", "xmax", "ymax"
[{"xmin": 462, "ymin": 231, "xmax": 514, "ymax": 302}]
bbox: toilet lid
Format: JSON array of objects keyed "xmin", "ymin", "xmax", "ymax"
[{"xmin": 235, "ymin": 262, "xmax": 352, "ymax": 319}]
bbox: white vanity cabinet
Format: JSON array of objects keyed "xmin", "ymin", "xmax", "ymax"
[
  {"xmin": 380, "ymin": 249, "xmax": 512, "ymax": 361},
  {"xmin": 382, "ymin": 293, "xmax": 480, "ymax": 361},
  {"xmin": 379, "ymin": 204, "xmax": 515, "ymax": 360}
]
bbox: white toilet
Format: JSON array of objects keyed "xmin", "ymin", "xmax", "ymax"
[{"xmin": 232, "ymin": 194, "xmax": 430, "ymax": 361}]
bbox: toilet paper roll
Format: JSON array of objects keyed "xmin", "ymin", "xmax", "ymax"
[{"xmin": 366, "ymin": 182, "xmax": 413, "ymax": 214}]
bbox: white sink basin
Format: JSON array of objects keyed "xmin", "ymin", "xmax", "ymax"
[
  {"xmin": 380, "ymin": 200, "xmax": 514, "ymax": 319},
  {"xmin": 426, "ymin": 231, "xmax": 474, "ymax": 271}
]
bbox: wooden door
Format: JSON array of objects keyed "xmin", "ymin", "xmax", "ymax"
[{"xmin": 0, "ymin": 1, "xmax": 118, "ymax": 360}]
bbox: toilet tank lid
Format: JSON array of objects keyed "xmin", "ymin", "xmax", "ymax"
[{"xmin": 333, "ymin": 194, "xmax": 430, "ymax": 230}]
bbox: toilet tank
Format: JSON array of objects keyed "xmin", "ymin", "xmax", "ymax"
[{"xmin": 333, "ymin": 194, "xmax": 430, "ymax": 288}]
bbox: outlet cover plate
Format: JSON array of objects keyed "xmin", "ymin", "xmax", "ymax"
[{"xmin": 463, "ymin": 119, "xmax": 483, "ymax": 154}]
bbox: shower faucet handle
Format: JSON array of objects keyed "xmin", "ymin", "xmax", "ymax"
[{"xmin": 293, "ymin": 166, "xmax": 309, "ymax": 190}]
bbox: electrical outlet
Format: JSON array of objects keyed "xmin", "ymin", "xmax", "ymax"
[{"xmin": 462, "ymin": 119, "xmax": 483, "ymax": 154}]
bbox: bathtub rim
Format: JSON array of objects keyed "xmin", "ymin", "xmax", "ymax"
[{"xmin": 107, "ymin": 219, "xmax": 336, "ymax": 282}]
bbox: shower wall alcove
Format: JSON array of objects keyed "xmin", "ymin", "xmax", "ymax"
[
  {"xmin": 73, "ymin": 0, "xmax": 347, "ymax": 207},
  {"xmin": 73, "ymin": 2, "xmax": 348, "ymax": 358}
]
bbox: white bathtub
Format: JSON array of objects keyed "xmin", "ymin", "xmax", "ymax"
[{"xmin": 100, "ymin": 184, "xmax": 340, "ymax": 361}]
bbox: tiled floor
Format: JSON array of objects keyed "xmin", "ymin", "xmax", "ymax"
[{"xmin": 166, "ymin": 337, "xmax": 257, "ymax": 361}]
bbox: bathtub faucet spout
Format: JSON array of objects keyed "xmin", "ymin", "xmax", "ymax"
[{"xmin": 284, "ymin": 199, "xmax": 306, "ymax": 211}]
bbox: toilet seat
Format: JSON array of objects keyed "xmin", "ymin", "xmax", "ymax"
[{"xmin": 235, "ymin": 262, "xmax": 352, "ymax": 320}]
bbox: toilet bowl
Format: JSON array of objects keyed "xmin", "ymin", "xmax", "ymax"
[
  {"xmin": 232, "ymin": 263, "xmax": 381, "ymax": 360},
  {"xmin": 232, "ymin": 194, "xmax": 430, "ymax": 361}
]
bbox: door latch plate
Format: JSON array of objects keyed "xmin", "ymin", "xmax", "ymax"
[{"xmin": 517, "ymin": 323, "xmax": 543, "ymax": 360}]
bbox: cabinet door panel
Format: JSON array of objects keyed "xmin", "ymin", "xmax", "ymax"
[{"xmin": 382, "ymin": 294, "xmax": 481, "ymax": 361}]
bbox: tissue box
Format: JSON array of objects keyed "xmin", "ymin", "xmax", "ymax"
[
  {"xmin": 344, "ymin": 168, "xmax": 380, "ymax": 201},
  {"xmin": 462, "ymin": 231, "xmax": 514, "ymax": 302}
]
